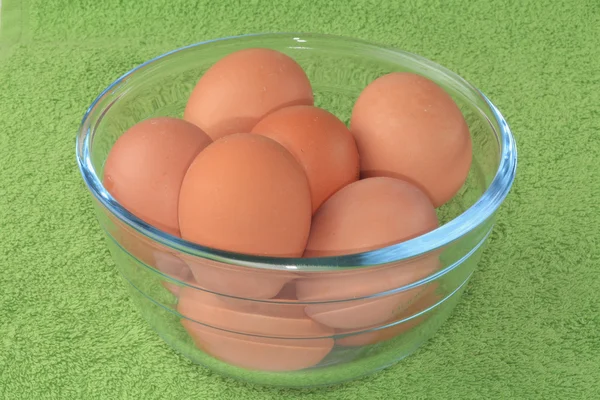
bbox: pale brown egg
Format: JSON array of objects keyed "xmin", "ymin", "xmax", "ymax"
[
  {"xmin": 251, "ymin": 105, "xmax": 360, "ymax": 213},
  {"xmin": 184, "ymin": 48, "xmax": 314, "ymax": 141},
  {"xmin": 177, "ymin": 288, "xmax": 334, "ymax": 371},
  {"xmin": 103, "ymin": 117, "xmax": 212, "ymax": 237},
  {"xmin": 336, "ymin": 282, "xmax": 441, "ymax": 347},
  {"xmin": 178, "ymin": 133, "xmax": 312, "ymax": 258},
  {"xmin": 297, "ymin": 177, "xmax": 440, "ymax": 329},
  {"xmin": 350, "ymin": 72, "xmax": 472, "ymax": 207}
]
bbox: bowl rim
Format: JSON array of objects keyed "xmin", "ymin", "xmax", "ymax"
[{"xmin": 76, "ymin": 32, "xmax": 517, "ymax": 271}]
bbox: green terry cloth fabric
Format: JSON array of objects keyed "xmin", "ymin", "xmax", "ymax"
[{"xmin": 1, "ymin": 0, "xmax": 599, "ymax": 398}]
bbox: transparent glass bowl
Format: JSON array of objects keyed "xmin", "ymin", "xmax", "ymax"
[{"xmin": 76, "ymin": 33, "xmax": 516, "ymax": 388}]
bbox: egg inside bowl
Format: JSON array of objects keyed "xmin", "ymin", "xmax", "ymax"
[{"xmin": 76, "ymin": 33, "xmax": 516, "ymax": 388}]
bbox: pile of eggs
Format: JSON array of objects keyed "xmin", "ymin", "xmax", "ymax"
[{"xmin": 103, "ymin": 48, "xmax": 472, "ymax": 371}]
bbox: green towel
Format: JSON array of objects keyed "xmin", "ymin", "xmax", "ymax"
[{"xmin": 1, "ymin": 0, "xmax": 598, "ymax": 398}]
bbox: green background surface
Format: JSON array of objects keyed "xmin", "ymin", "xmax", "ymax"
[{"xmin": 1, "ymin": 0, "xmax": 599, "ymax": 398}]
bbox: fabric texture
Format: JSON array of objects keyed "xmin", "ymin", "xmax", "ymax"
[{"xmin": 1, "ymin": 0, "xmax": 599, "ymax": 398}]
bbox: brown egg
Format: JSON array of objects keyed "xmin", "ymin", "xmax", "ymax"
[
  {"xmin": 106, "ymin": 215, "xmax": 195, "ymax": 298},
  {"xmin": 184, "ymin": 48, "xmax": 314, "ymax": 141},
  {"xmin": 274, "ymin": 281, "xmax": 298, "ymax": 300},
  {"xmin": 297, "ymin": 257, "xmax": 439, "ymax": 329},
  {"xmin": 336, "ymin": 282, "xmax": 441, "ymax": 347},
  {"xmin": 303, "ymin": 177, "xmax": 439, "ymax": 257},
  {"xmin": 350, "ymin": 72, "xmax": 472, "ymax": 207},
  {"xmin": 216, "ymin": 283, "xmax": 305, "ymax": 315},
  {"xmin": 297, "ymin": 177, "xmax": 440, "ymax": 329},
  {"xmin": 153, "ymin": 251, "xmax": 195, "ymax": 297},
  {"xmin": 251, "ymin": 105, "xmax": 360, "ymax": 212},
  {"xmin": 182, "ymin": 256, "xmax": 295, "ymax": 299},
  {"xmin": 103, "ymin": 117, "xmax": 212, "ymax": 236},
  {"xmin": 177, "ymin": 288, "xmax": 334, "ymax": 371},
  {"xmin": 178, "ymin": 133, "xmax": 312, "ymax": 257}
]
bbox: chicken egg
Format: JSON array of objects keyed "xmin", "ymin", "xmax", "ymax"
[
  {"xmin": 181, "ymin": 256, "xmax": 295, "ymax": 300},
  {"xmin": 106, "ymin": 215, "xmax": 195, "ymax": 298},
  {"xmin": 177, "ymin": 288, "xmax": 334, "ymax": 371},
  {"xmin": 350, "ymin": 72, "xmax": 472, "ymax": 207},
  {"xmin": 184, "ymin": 48, "xmax": 314, "ymax": 141},
  {"xmin": 178, "ymin": 133, "xmax": 312, "ymax": 257},
  {"xmin": 251, "ymin": 105, "xmax": 360, "ymax": 213},
  {"xmin": 103, "ymin": 117, "xmax": 212, "ymax": 237},
  {"xmin": 297, "ymin": 177, "xmax": 440, "ymax": 329},
  {"xmin": 303, "ymin": 177, "xmax": 439, "ymax": 257},
  {"xmin": 336, "ymin": 282, "xmax": 441, "ymax": 347}
]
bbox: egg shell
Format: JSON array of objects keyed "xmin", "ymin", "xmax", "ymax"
[
  {"xmin": 297, "ymin": 257, "xmax": 440, "ymax": 329},
  {"xmin": 177, "ymin": 288, "xmax": 334, "ymax": 371},
  {"xmin": 274, "ymin": 281, "xmax": 298, "ymax": 300},
  {"xmin": 217, "ymin": 278, "xmax": 302, "ymax": 312},
  {"xmin": 184, "ymin": 48, "xmax": 314, "ymax": 141},
  {"xmin": 298, "ymin": 177, "xmax": 440, "ymax": 329},
  {"xmin": 106, "ymin": 215, "xmax": 195, "ymax": 297},
  {"xmin": 251, "ymin": 105, "xmax": 360, "ymax": 213},
  {"xmin": 181, "ymin": 325, "xmax": 333, "ymax": 372},
  {"xmin": 182, "ymin": 256, "xmax": 295, "ymax": 299},
  {"xmin": 350, "ymin": 72, "xmax": 472, "ymax": 207},
  {"xmin": 336, "ymin": 282, "xmax": 441, "ymax": 347},
  {"xmin": 178, "ymin": 133, "xmax": 312, "ymax": 258},
  {"xmin": 303, "ymin": 177, "xmax": 439, "ymax": 257},
  {"xmin": 103, "ymin": 117, "xmax": 212, "ymax": 236},
  {"xmin": 153, "ymin": 251, "xmax": 195, "ymax": 298}
]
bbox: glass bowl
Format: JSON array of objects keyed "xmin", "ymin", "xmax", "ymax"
[{"xmin": 76, "ymin": 33, "xmax": 517, "ymax": 388}]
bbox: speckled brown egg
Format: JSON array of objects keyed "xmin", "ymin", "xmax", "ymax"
[
  {"xmin": 184, "ymin": 48, "xmax": 314, "ymax": 141},
  {"xmin": 350, "ymin": 72, "xmax": 472, "ymax": 207}
]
